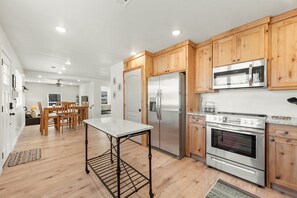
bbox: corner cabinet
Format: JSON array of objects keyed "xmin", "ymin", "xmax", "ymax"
[
  {"xmin": 270, "ymin": 16, "xmax": 297, "ymax": 90},
  {"xmin": 213, "ymin": 25, "xmax": 267, "ymax": 67},
  {"xmin": 188, "ymin": 115, "xmax": 206, "ymax": 159},
  {"xmin": 267, "ymin": 124, "xmax": 297, "ymax": 191},
  {"xmin": 195, "ymin": 44, "xmax": 213, "ymax": 93}
]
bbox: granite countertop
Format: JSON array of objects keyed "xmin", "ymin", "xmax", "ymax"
[
  {"xmin": 266, "ymin": 116, "xmax": 297, "ymax": 127},
  {"xmin": 187, "ymin": 112, "xmax": 211, "ymax": 116},
  {"xmin": 84, "ymin": 117, "xmax": 153, "ymax": 138}
]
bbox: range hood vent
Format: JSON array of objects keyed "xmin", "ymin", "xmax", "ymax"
[{"xmin": 113, "ymin": 0, "xmax": 134, "ymax": 7}]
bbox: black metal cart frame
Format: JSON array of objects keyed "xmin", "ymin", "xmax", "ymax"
[{"xmin": 84, "ymin": 124, "xmax": 154, "ymax": 198}]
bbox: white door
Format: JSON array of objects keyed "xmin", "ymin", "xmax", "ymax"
[
  {"xmin": 124, "ymin": 69, "xmax": 142, "ymax": 143},
  {"xmin": 0, "ymin": 50, "xmax": 11, "ymax": 167}
]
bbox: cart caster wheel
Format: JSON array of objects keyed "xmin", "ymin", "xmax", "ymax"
[
  {"xmin": 150, "ymin": 192, "xmax": 154, "ymax": 197},
  {"xmin": 257, "ymin": 185, "xmax": 263, "ymax": 188},
  {"xmin": 86, "ymin": 170, "xmax": 90, "ymax": 174}
]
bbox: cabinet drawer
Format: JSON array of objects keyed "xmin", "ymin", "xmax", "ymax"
[
  {"xmin": 189, "ymin": 115, "xmax": 205, "ymax": 125},
  {"xmin": 268, "ymin": 124, "xmax": 297, "ymax": 140}
]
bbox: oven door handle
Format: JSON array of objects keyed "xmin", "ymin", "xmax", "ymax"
[{"xmin": 207, "ymin": 123, "xmax": 264, "ymax": 135}]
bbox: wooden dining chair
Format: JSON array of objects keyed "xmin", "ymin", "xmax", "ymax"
[
  {"xmin": 38, "ymin": 102, "xmax": 60, "ymax": 134},
  {"xmin": 60, "ymin": 102, "xmax": 77, "ymax": 133}
]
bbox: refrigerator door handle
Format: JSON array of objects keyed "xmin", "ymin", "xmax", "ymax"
[
  {"xmin": 156, "ymin": 91, "xmax": 160, "ymax": 120},
  {"xmin": 158, "ymin": 90, "xmax": 162, "ymax": 120}
]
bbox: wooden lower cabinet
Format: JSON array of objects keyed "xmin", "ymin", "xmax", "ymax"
[
  {"xmin": 268, "ymin": 124, "xmax": 297, "ymax": 192},
  {"xmin": 188, "ymin": 116, "xmax": 206, "ymax": 159}
]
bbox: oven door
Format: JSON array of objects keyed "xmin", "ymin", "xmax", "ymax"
[{"xmin": 206, "ymin": 123, "xmax": 265, "ymax": 170}]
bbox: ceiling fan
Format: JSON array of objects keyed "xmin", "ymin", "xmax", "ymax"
[{"xmin": 56, "ymin": 79, "xmax": 62, "ymax": 87}]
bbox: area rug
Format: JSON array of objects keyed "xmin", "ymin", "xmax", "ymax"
[
  {"xmin": 205, "ymin": 179, "xmax": 259, "ymax": 198},
  {"xmin": 8, "ymin": 148, "xmax": 41, "ymax": 167}
]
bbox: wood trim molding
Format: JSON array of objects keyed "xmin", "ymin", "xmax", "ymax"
[
  {"xmin": 123, "ymin": 51, "xmax": 153, "ymax": 63},
  {"xmin": 195, "ymin": 39, "xmax": 212, "ymax": 48},
  {"xmin": 211, "ymin": 16, "xmax": 271, "ymax": 41},
  {"xmin": 123, "ymin": 65, "xmax": 142, "ymax": 73},
  {"xmin": 153, "ymin": 40, "xmax": 195, "ymax": 56},
  {"xmin": 271, "ymin": 8, "xmax": 297, "ymax": 23}
]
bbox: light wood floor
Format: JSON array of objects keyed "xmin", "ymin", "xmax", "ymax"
[{"xmin": 0, "ymin": 125, "xmax": 291, "ymax": 198}]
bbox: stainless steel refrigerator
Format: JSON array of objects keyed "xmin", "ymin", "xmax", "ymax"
[{"xmin": 148, "ymin": 72, "xmax": 186, "ymax": 159}]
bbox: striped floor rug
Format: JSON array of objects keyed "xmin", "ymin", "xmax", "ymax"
[
  {"xmin": 8, "ymin": 148, "xmax": 41, "ymax": 167},
  {"xmin": 205, "ymin": 179, "xmax": 259, "ymax": 198}
]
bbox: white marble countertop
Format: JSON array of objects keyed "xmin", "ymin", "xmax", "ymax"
[
  {"xmin": 84, "ymin": 117, "xmax": 153, "ymax": 138},
  {"xmin": 266, "ymin": 116, "xmax": 297, "ymax": 127}
]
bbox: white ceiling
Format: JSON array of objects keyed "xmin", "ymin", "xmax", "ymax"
[{"xmin": 0, "ymin": 0, "xmax": 297, "ymax": 83}]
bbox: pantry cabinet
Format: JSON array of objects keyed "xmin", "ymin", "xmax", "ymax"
[
  {"xmin": 270, "ymin": 15, "xmax": 297, "ymax": 90},
  {"xmin": 188, "ymin": 115, "xmax": 206, "ymax": 159},
  {"xmin": 195, "ymin": 44, "xmax": 213, "ymax": 93},
  {"xmin": 267, "ymin": 124, "xmax": 297, "ymax": 191},
  {"xmin": 213, "ymin": 25, "xmax": 267, "ymax": 67}
]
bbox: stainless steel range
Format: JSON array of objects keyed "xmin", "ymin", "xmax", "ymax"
[{"xmin": 206, "ymin": 112, "xmax": 267, "ymax": 186}]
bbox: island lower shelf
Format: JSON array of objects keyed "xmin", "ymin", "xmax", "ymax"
[{"xmin": 87, "ymin": 152, "xmax": 149, "ymax": 198}]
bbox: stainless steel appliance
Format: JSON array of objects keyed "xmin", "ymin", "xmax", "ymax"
[
  {"xmin": 148, "ymin": 72, "xmax": 186, "ymax": 158},
  {"xmin": 206, "ymin": 112, "xmax": 267, "ymax": 186},
  {"xmin": 213, "ymin": 59, "xmax": 266, "ymax": 89}
]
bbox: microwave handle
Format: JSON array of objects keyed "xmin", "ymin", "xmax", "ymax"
[{"xmin": 249, "ymin": 64, "xmax": 253, "ymax": 86}]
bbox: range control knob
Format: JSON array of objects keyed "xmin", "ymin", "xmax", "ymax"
[
  {"xmin": 218, "ymin": 117, "xmax": 222, "ymax": 121},
  {"xmin": 250, "ymin": 121, "xmax": 254, "ymax": 125},
  {"xmin": 243, "ymin": 120, "xmax": 248, "ymax": 124},
  {"xmin": 213, "ymin": 117, "xmax": 217, "ymax": 121}
]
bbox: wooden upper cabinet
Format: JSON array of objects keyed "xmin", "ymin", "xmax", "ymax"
[
  {"xmin": 153, "ymin": 53, "xmax": 168, "ymax": 75},
  {"xmin": 270, "ymin": 16, "xmax": 297, "ymax": 89},
  {"xmin": 213, "ymin": 35, "xmax": 235, "ymax": 67},
  {"xmin": 213, "ymin": 25, "xmax": 267, "ymax": 67},
  {"xmin": 152, "ymin": 46, "xmax": 187, "ymax": 76},
  {"xmin": 168, "ymin": 46, "xmax": 186, "ymax": 71},
  {"xmin": 195, "ymin": 44, "xmax": 213, "ymax": 93},
  {"xmin": 236, "ymin": 25, "xmax": 266, "ymax": 63},
  {"xmin": 124, "ymin": 56, "xmax": 145, "ymax": 71}
]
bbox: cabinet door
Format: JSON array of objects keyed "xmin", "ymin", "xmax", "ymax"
[
  {"xmin": 195, "ymin": 44, "xmax": 213, "ymax": 93},
  {"xmin": 270, "ymin": 16, "xmax": 297, "ymax": 89},
  {"xmin": 213, "ymin": 35, "xmax": 235, "ymax": 67},
  {"xmin": 269, "ymin": 136, "xmax": 297, "ymax": 190},
  {"xmin": 236, "ymin": 25, "xmax": 266, "ymax": 63},
  {"xmin": 153, "ymin": 54, "xmax": 168, "ymax": 75},
  {"xmin": 189, "ymin": 123, "xmax": 206, "ymax": 158},
  {"xmin": 168, "ymin": 47, "xmax": 186, "ymax": 72}
]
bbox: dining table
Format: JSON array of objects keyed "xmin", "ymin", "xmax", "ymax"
[{"xmin": 42, "ymin": 105, "xmax": 89, "ymax": 135}]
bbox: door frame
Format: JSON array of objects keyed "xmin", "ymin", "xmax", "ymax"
[{"xmin": 123, "ymin": 66, "xmax": 148, "ymax": 146}]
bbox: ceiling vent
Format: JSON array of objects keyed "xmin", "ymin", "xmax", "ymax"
[{"xmin": 113, "ymin": 0, "xmax": 134, "ymax": 7}]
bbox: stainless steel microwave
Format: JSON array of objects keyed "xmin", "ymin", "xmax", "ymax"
[{"xmin": 213, "ymin": 59, "xmax": 266, "ymax": 89}]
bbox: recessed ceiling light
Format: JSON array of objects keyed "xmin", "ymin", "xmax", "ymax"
[
  {"xmin": 37, "ymin": 75, "xmax": 42, "ymax": 78},
  {"xmin": 172, "ymin": 30, "xmax": 181, "ymax": 36},
  {"xmin": 77, "ymin": 79, "xmax": 80, "ymax": 82},
  {"xmin": 38, "ymin": 80, "xmax": 41, "ymax": 83},
  {"xmin": 58, "ymin": 71, "xmax": 62, "ymax": 74},
  {"xmin": 62, "ymin": 67, "xmax": 66, "ymax": 71},
  {"xmin": 65, "ymin": 60, "xmax": 71, "ymax": 65},
  {"xmin": 56, "ymin": 26, "xmax": 67, "ymax": 33},
  {"xmin": 131, "ymin": 52, "xmax": 137, "ymax": 56},
  {"xmin": 70, "ymin": 83, "xmax": 73, "ymax": 85}
]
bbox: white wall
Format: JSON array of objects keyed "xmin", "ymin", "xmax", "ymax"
[
  {"xmin": 79, "ymin": 81, "xmax": 107, "ymax": 119},
  {"xmin": 0, "ymin": 24, "xmax": 25, "ymax": 173},
  {"xmin": 110, "ymin": 62, "xmax": 124, "ymax": 118},
  {"xmin": 201, "ymin": 88, "xmax": 297, "ymax": 117},
  {"xmin": 25, "ymin": 82, "xmax": 79, "ymax": 112}
]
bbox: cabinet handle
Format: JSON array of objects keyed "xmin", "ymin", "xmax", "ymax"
[
  {"xmin": 276, "ymin": 176, "xmax": 281, "ymax": 180},
  {"xmin": 283, "ymin": 131, "xmax": 289, "ymax": 135},
  {"xmin": 233, "ymin": 60, "xmax": 236, "ymax": 62},
  {"xmin": 195, "ymin": 127, "xmax": 199, "ymax": 131},
  {"xmin": 237, "ymin": 59, "xmax": 240, "ymax": 61},
  {"xmin": 270, "ymin": 139, "xmax": 275, "ymax": 142}
]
